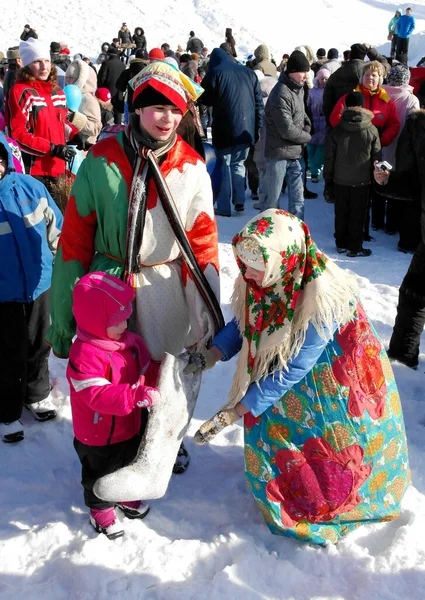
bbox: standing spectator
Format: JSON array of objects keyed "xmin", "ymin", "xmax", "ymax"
[
  {"xmin": 20, "ymin": 24, "xmax": 38, "ymax": 41},
  {"xmin": 118, "ymin": 23, "xmax": 132, "ymax": 45},
  {"xmin": 323, "ymin": 48, "xmax": 340, "ymax": 75},
  {"xmin": 115, "ymin": 48, "xmax": 148, "ymax": 115},
  {"xmin": 97, "ymin": 46, "xmax": 126, "ymax": 124},
  {"xmin": 186, "ymin": 31, "xmax": 204, "ymax": 54},
  {"xmin": 8, "ymin": 38, "xmax": 78, "ymax": 201},
  {"xmin": 374, "ymin": 110, "xmax": 425, "ymax": 368},
  {"xmin": 252, "ymin": 44, "xmax": 277, "ymax": 77},
  {"xmin": 65, "ymin": 59, "xmax": 102, "ymax": 146},
  {"xmin": 277, "ymin": 53, "xmax": 289, "ymax": 72},
  {"xmin": 311, "ymin": 48, "xmax": 328, "ymax": 75},
  {"xmin": 224, "ymin": 28, "xmax": 237, "ymax": 58},
  {"xmin": 263, "ymin": 50, "xmax": 311, "ymax": 220},
  {"xmin": 307, "ymin": 68, "xmax": 329, "ymax": 183},
  {"xmin": 133, "ymin": 27, "xmax": 147, "ymax": 57},
  {"xmin": 179, "ymin": 53, "xmax": 198, "ymax": 81},
  {"xmin": 324, "ymin": 91, "xmax": 381, "ymax": 257},
  {"xmin": 3, "ymin": 47, "xmax": 22, "ymax": 110},
  {"xmin": 396, "ymin": 7, "xmax": 415, "ymax": 64},
  {"xmin": 201, "ymin": 47, "xmax": 264, "ymax": 216},
  {"xmin": 50, "ymin": 41, "xmax": 71, "ymax": 72},
  {"xmin": 388, "ymin": 8, "xmax": 401, "ymax": 59},
  {"xmin": 198, "ymin": 48, "xmax": 210, "ymax": 78},
  {"xmin": 0, "ymin": 132, "xmax": 63, "ymax": 442},
  {"xmin": 382, "ymin": 63, "xmax": 420, "ymax": 246},
  {"xmin": 95, "ymin": 88, "xmax": 114, "ymax": 127}
]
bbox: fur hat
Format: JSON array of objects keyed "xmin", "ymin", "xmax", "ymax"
[
  {"xmin": 7, "ymin": 47, "xmax": 20, "ymax": 61},
  {"xmin": 317, "ymin": 47, "xmax": 326, "ymax": 58},
  {"xmin": 286, "ymin": 50, "xmax": 310, "ymax": 74},
  {"xmin": 350, "ymin": 43, "xmax": 368, "ymax": 61},
  {"xmin": 387, "ymin": 63, "xmax": 411, "ymax": 87},
  {"xmin": 345, "ymin": 91, "xmax": 365, "ymax": 108},
  {"xmin": 148, "ymin": 48, "xmax": 165, "ymax": 60},
  {"xmin": 50, "ymin": 41, "xmax": 60, "ymax": 54},
  {"xmin": 327, "ymin": 48, "xmax": 339, "ymax": 60},
  {"xmin": 19, "ymin": 38, "xmax": 51, "ymax": 67},
  {"xmin": 95, "ymin": 87, "xmax": 112, "ymax": 102}
]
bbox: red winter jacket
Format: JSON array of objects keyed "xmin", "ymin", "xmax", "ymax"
[
  {"xmin": 329, "ymin": 84, "xmax": 400, "ymax": 147},
  {"xmin": 8, "ymin": 78, "xmax": 77, "ymax": 177}
]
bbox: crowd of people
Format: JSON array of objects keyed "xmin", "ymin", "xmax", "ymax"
[{"xmin": 0, "ymin": 16, "xmax": 424, "ymax": 546}]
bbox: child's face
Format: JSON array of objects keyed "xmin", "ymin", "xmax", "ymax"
[
  {"xmin": 135, "ymin": 105, "xmax": 183, "ymax": 141},
  {"xmin": 106, "ymin": 320, "xmax": 128, "ymax": 340},
  {"xmin": 318, "ymin": 74, "xmax": 329, "ymax": 88},
  {"xmin": 244, "ymin": 265, "xmax": 265, "ymax": 286}
]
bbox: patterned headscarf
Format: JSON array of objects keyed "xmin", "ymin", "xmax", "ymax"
[
  {"xmin": 226, "ymin": 209, "xmax": 358, "ymax": 408},
  {"xmin": 130, "ymin": 60, "xmax": 204, "ymax": 114}
]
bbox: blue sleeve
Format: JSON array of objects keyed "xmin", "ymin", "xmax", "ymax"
[
  {"xmin": 212, "ymin": 318, "xmax": 243, "ymax": 361},
  {"xmin": 241, "ymin": 321, "xmax": 337, "ymax": 417}
]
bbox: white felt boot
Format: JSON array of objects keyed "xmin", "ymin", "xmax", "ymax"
[{"xmin": 93, "ymin": 353, "xmax": 201, "ymax": 501}]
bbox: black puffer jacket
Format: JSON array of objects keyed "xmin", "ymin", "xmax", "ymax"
[
  {"xmin": 97, "ymin": 55, "xmax": 126, "ymax": 96},
  {"xmin": 186, "ymin": 36, "xmax": 204, "ymax": 54},
  {"xmin": 115, "ymin": 59, "xmax": 148, "ymax": 112},
  {"xmin": 323, "ymin": 59, "xmax": 364, "ymax": 121},
  {"xmin": 264, "ymin": 71, "xmax": 311, "ymax": 160},
  {"xmin": 324, "ymin": 107, "xmax": 382, "ymax": 186},
  {"xmin": 380, "ymin": 110, "xmax": 425, "ymax": 242}
]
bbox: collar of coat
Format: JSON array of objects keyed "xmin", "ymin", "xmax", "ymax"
[{"xmin": 355, "ymin": 84, "xmax": 391, "ymax": 103}]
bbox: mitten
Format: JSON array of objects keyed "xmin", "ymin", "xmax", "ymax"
[
  {"xmin": 194, "ymin": 407, "xmax": 240, "ymax": 445},
  {"xmin": 135, "ymin": 385, "xmax": 161, "ymax": 408},
  {"xmin": 50, "ymin": 144, "xmax": 76, "ymax": 162},
  {"xmin": 184, "ymin": 347, "xmax": 220, "ymax": 374}
]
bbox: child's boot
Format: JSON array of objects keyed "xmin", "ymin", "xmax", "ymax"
[
  {"xmin": 89, "ymin": 507, "xmax": 124, "ymax": 540},
  {"xmin": 116, "ymin": 500, "xmax": 150, "ymax": 520}
]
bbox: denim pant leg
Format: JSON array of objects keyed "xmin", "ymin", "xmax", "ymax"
[
  {"xmin": 231, "ymin": 144, "xmax": 250, "ymax": 207},
  {"xmin": 258, "ymin": 168, "xmax": 267, "ymax": 208},
  {"xmin": 286, "ymin": 159, "xmax": 305, "ymax": 220},
  {"xmin": 216, "ymin": 148, "xmax": 232, "ymax": 214},
  {"xmin": 265, "ymin": 158, "xmax": 287, "ymax": 209}
]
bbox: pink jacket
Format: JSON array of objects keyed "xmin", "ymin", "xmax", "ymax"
[{"xmin": 67, "ymin": 272, "xmax": 158, "ymax": 446}]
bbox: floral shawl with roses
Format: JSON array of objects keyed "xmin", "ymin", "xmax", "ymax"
[{"xmin": 225, "ymin": 209, "xmax": 358, "ymax": 409}]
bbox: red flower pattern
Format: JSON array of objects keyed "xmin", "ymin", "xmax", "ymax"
[
  {"xmin": 266, "ymin": 437, "xmax": 371, "ymax": 526},
  {"xmin": 332, "ymin": 304, "xmax": 387, "ymax": 419}
]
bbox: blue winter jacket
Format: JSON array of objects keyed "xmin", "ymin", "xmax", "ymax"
[
  {"xmin": 201, "ymin": 48, "xmax": 264, "ymax": 149},
  {"xmin": 0, "ymin": 132, "xmax": 63, "ymax": 302},
  {"xmin": 212, "ymin": 318, "xmax": 336, "ymax": 417},
  {"xmin": 396, "ymin": 14, "xmax": 415, "ymax": 38}
]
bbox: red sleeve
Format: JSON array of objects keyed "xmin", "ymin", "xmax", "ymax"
[
  {"xmin": 380, "ymin": 100, "xmax": 401, "ymax": 147},
  {"xmin": 8, "ymin": 86, "xmax": 51, "ymax": 156},
  {"xmin": 329, "ymin": 94, "xmax": 347, "ymax": 128}
]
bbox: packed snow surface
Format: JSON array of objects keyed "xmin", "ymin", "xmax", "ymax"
[{"xmin": 2, "ymin": 1, "xmax": 425, "ymax": 599}]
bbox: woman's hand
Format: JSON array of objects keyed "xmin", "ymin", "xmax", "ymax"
[
  {"xmin": 184, "ymin": 346, "xmax": 222, "ymax": 374},
  {"xmin": 373, "ymin": 161, "xmax": 390, "ymax": 186}
]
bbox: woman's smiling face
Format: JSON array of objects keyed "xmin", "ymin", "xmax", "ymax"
[{"xmin": 135, "ymin": 104, "xmax": 183, "ymax": 140}]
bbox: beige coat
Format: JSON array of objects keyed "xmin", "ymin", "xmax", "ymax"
[{"xmin": 66, "ymin": 59, "xmax": 102, "ymax": 144}]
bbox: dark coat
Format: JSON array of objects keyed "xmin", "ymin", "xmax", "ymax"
[
  {"xmin": 201, "ymin": 48, "xmax": 264, "ymax": 149},
  {"xmin": 186, "ymin": 36, "xmax": 204, "ymax": 54},
  {"xmin": 51, "ymin": 53, "xmax": 71, "ymax": 72},
  {"xmin": 323, "ymin": 59, "xmax": 365, "ymax": 121},
  {"xmin": 115, "ymin": 59, "xmax": 148, "ymax": 113},
  {"xmin": 132, "ymin": 33, "xmax": 147, "ymax": 55},
  {"xmin": 3, "ymin": 64, "xmax": 18, "ymax": 101},
  {"xmin": 324, "ymin": 107, "xmax": 382, "ymax": 186},
  {"xmin": 97, "ymin": 55, "xmax": 126, "ymax": 96},
  {"xmin": 20, "ymin": 28, "xmax": 38, "ymax": 41},
  {"xmin": 264, "ymin": 71, "xmax": 311, "ymax": 160},
  {"xmin": 118, "ymin": 28, "xmax": 132, "ymax": 45},
  {"xmin": 380, "ymin": 110, "xmax": 425, "ymax": 243}
]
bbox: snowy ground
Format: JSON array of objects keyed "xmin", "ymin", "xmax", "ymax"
[{"xmin": 1, "ymin": 184, "xmax": 425, "ymax": 600}]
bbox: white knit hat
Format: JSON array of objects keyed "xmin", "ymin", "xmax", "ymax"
[{"xmin": 19, "ymin": 38, "xmax": 51, "ymax": 67}]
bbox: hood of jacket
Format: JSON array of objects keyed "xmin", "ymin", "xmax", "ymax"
[
  {"xmin": 208, "ymin": 47, "xmax": 234, "ymax": 70},
  {"xmin": 278, "ymin": 71, "xmax": 304, "ymax": 92},
  {"xmin": 72, "ymin": 272, "xmax": 135, "ymax": 340},
  {"xmin": 66, "ymin": 58, "xmax": 97, "ymax": 94},
  {"xmin": 254, "ymin": 44, "xmax": 269, "ymax": 61},
  {"xmin": 260, "ymin": 75, "xmax": 278, "ymax": 101},
  {"xmin": 339, "ymin": 106, "xmax": 374, "ymax": 131},
  {"xmin": 382, "ymin": 83, "xmax": 414, "ymax": 101}
]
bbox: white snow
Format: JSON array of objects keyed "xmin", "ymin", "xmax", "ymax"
[{"xmin": 2, "ymin": 1, "xmax": 425, "ymax": 598}]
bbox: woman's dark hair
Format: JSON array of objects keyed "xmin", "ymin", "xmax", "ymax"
[{"xmin": 17, "ymin": 63, "xmax": 58, "ymax": 87}]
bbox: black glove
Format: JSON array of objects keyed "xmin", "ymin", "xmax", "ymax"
[
  {"xmin": 67, "ymin": 110, "xmax": 75, "ymax": 123},
  {"xmin": 50, "ymin": 144, "xmax": 76, "ymax": 162},
  {"xmin": 70, "ymin": 132, "xmax": 90, "ymax": 151}
]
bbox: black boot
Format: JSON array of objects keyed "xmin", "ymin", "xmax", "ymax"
[{"xmin": 173, "ymin": 441, "xmax": 190, "ymax": 474}]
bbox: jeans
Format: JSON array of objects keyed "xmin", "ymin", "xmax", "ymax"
[
  {"xmin": 216, "ymin": 144, "xmax": 250, "ymax": 214},
  {"xmin": 265, "ymin": 157, "xmax": 304, "ymax": 220},
  {"xmin": 307, "ymin": 144, "xmax": 325, "ymax": 177}
]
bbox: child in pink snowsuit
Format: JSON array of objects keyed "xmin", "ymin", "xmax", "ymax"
[{"xmin": 67, "ymin": 272, "xmax": 161, "ymax": 540}]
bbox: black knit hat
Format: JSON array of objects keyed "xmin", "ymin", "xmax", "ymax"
[
  {"xmin": 50, "ymin": 41, "xmax": 60, "ymax": 53},
  {"xmin": 133, "ymin": 85, "xmax": 177, "ymax": 110},
  {"xmin": 107, "ymin": 45, "xmax": 119, "ymax": 56},
  {"xmin": 317, "ymin": 48, "xmax": 326, "ymax": 58},
  {"xmin": 345, "ymin": 91, "xmax": 365, "ymax": 108},
  {"xmin": 350, "ymin": 43, "xmax": 368, "ymax": 60},
  {"xmin": 327, "ymin": 48, "xmax": 338, "ymax": 60},
  {"xmin": 286, "ymin": 50, "xmax": 310, "ymax": 74}
]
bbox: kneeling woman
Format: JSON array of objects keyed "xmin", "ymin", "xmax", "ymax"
[{"xmin": 194, "ymin": 209, "xmax": 409, "ymax": 545}]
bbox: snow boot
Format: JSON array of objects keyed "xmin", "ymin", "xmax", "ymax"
[
  {"xmin": 90, "ymin": 508, "xmax": 124, "ymax": 540},
  {"xmin": 0, "ymin": 420, "xmax": 24, "ymax": 443},
  {"xmin": 116, "ymin": 501, "xmax": 150, "ymax": 519},
  {"xmin": 25, "ymin": 396, "xmax": 57, "ymax": 422}
]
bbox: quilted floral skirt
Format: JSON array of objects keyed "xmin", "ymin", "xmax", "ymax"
[{"xmin": 243, "ymin": 303, "xmax": 409, "ymax": 545}]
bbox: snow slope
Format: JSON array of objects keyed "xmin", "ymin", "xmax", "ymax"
[
  {"xmin": 3, "ymin": 0, "xmax": 425, "ymax": 65},
  {"xmin": 2, "ymin": 1, "xmax": 425, "ymax": 598}
]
